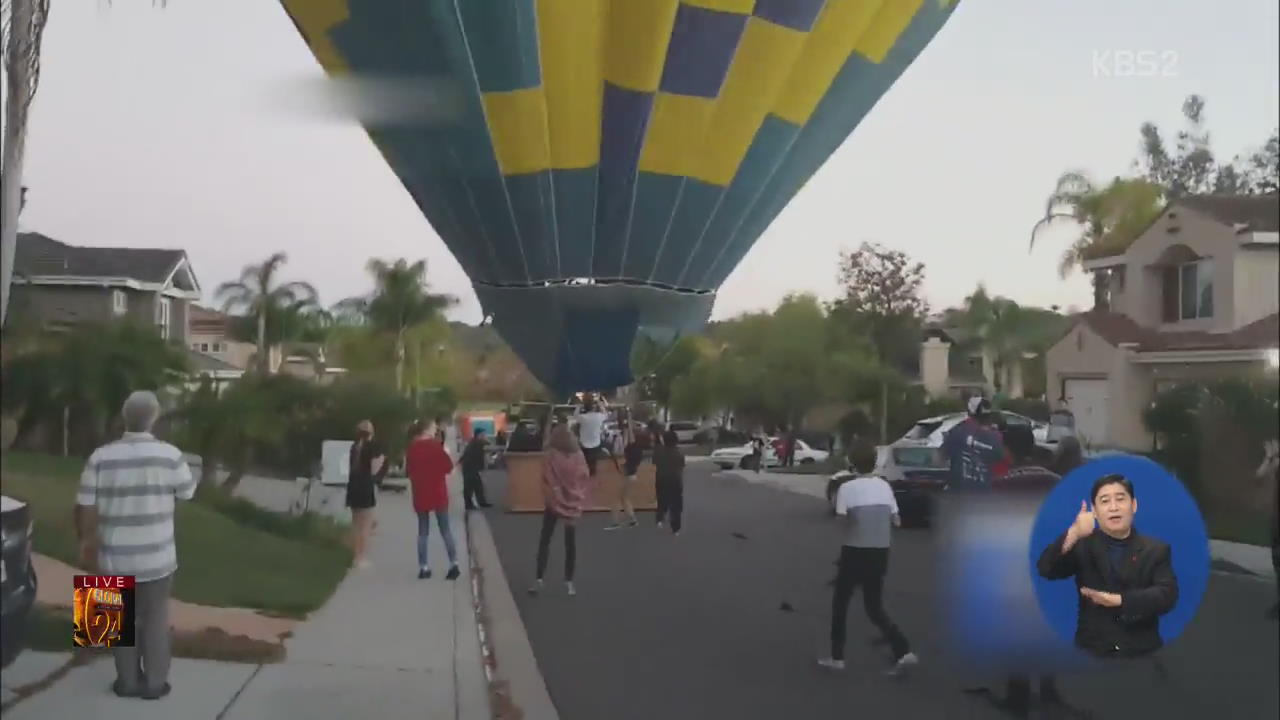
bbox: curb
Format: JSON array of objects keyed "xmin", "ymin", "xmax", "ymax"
[{"xmin": 466, "ymin": 512, "xmax": 560, "ymax": 720}]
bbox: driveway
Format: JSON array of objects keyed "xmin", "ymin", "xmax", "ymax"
[{"xmin": 482, "ymin": 462, "xmax": 1279, "ymax": 720}]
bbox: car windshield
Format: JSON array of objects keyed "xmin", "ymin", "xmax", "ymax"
[
  {"xmin": 1001, "ymin": 413, "xmax": 1031, "ymax": 427},
  {"xmin": 893, "ymin": 447, "xmax": 946, "ymax": 468},
  {"xmin": 903, "ymin": 420, "xmax": 944, "ymax": 440}
]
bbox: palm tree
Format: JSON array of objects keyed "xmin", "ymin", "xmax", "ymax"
[
  {"xmin": 959, "ymin": 287, "xmax": 1034, "ymax": 396},
  {"xmin": 216, "ymin": 252, "xmax": 319, "ymax": 374},
  {"xmin": 336, "ymin": 258, "xmax": 455, "ymax": 394},
  {"xmin": 1029, "ymin": 172, "xmax": 1164, "ymax": 309}
]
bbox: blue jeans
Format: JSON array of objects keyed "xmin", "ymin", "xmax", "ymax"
[{"xmin": 416, "ymin": 511, "xmax": 457, "ymax": 568}]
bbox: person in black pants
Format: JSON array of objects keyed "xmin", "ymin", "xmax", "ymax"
[
  {"xmin": 1258, "ymin": 439, "xmax": 1280, "ymax": 620},
  {"xmin": 653, "ymin": 430, "xmax": 686, "ymax": 534},
  {"xmin": 819, "ymin": 442, "xmax": 918, "ymax": 675},
  {"xmin": 460, "ymin": 429, "xmax": 492, "ymax": 510}
]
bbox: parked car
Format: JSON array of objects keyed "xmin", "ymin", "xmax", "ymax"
[
  {"xmin": 899, "ymin": 411, "xmax": 1053, "ymax": 448},
  {"xmin": 711, "ymin": 439, "xmax": 829, "ymax": 470},
  {"xmin": 693, "ymin": 427, "xmax": 750, "ymax": 446},
  {"xmin": 666, "ymin": 421, "xmax": 703, "ymax": 444},
  {"xmin": 1, "ymin": 495, "xmax": 38, "ymax": 668},
  {"xmin": 824, "ymin": 444, "xmax": 949, "ymax": 527}
]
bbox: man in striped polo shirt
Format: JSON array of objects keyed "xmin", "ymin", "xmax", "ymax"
[
  {"xmin": 75, "ymin": 390, "xmax": 195, "ymax": 700},
  {"xmin": 819, "ymin": 441, "xmax": 919, "ymax": 676}
]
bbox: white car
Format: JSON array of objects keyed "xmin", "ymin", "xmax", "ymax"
[
  {"xmin": 898, "ymin": 411, "xmax": 1053, "ymax": 448},
  {"xmin": 666, "ymin": 421, "xmax": 703, "ymax": 444},
  {"xmin": 712, "ymin": 438, "xmax": 829, "ymax": 470}
]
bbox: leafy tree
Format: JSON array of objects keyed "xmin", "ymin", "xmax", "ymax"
[
  {"xmin": 2, "ymin": 321, "xmax": 190, "ymax": 454},
  {"xmin": 1135, "ymin": 95, "xmax": 1278, "ymax": 198},
  {"xmin": 336, "ymin": 258, "xmax": 455, "ymax": 394},
  {"xmin": 631, "ymin": 334, "xmax": 707, "ymax": 418},
  {"xmin": 216, "ymin": 252, "xmax": 319, "ymax": 374},
  {"xmin": 1029, "ymin": 173, "xmax": 1164, "ymax": 308},
  {"xmin": 832, "ymin": 243, "xmax": 929, "ymax": 442}
]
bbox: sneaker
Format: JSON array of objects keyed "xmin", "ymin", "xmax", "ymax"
[
  {"xmin": 887, "ymin": 652, "xmax": 919, "ymax": 676},
  {"xmin": 566, "ymin": 582, "xmax": 577, "ymax": 597},
  {"xmin": 673, "ymin": 530, "xmax": 681, "ymax": 536},
  {"xmin": 817, "ymin": 658, "xmax": 845, "ymax": 671},
  {"xmin": 140, "ymin": 682, "xmax": 172, "ymax": 700},
  {"xmin": 626, "ymin": 519, "xmax": 639, "ymax": 528},
  {"xmin": 527, "ymin": 579, "xmax": 544, "ymax": 596},
  {"xmin": 418, "ymin": 568, "xmax": 431, "ymax": 580},
  {"xmin": 656, "ymin": 521, "xmax": 665, "ymax": 529},
  {"xmin": 603, "ymin": 524, "xmax": 623, "ymax": 531},
  {"xmin": 111, "ymin": 680, "xmax": 140, "ymax": 698},
  {"xmin": 446, "ymin": 565, "xmax": 461, "ymax": 581}
]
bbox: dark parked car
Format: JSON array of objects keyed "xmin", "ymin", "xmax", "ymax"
[{"xmin": 2, "ymin": 495, "xmax": 38, "ymax": 668}]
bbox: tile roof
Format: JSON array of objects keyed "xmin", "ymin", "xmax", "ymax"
[
  {"xmin": 14, "ymin": 232, "xmax": 186, "ymax": 284},
  {"xmin": 1074, "ymin": 310, "xmax": 1279, "ymax": 353},
  {"xmin": 1176, "ymin": 194, "xmax": 1279, "ymax": 233}
]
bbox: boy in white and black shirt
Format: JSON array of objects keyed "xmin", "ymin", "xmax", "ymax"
[{"xmin": 819, "ymin": 441, "xmax": 919, "ymax": 675}]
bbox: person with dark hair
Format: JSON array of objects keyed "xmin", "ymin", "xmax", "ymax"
[
  {"xmin": 653, "ymin": 429, "xmax": 686, "ymax": 534},
  {"xmin": 1051, "ymin": 436, "xmax": 1085, "ymax": 477},
  {"xmin": 1037, "ymin": 473, "xmax": 1179, "ymax": 657},
  {"xmin": 460, "ymin": 428, "xmax": 493, "ymax": 510},
  {"xmin": 573, "ymin": 400, "xmax": 609, "ymax": 476},
  {"xmin": 605, "ymin": 424, "xmax": 645, "ymax": 531},
  {"xmin": 405, "ymin": 420, "xmax": 460, "ymax": 580},
  {"xmin": 819, "ymin": 441, "xmax": 918, "ymax": 676},
  {"xmin": 942, "ymin": 397, "xmax": 1006, "ymax": 491}
]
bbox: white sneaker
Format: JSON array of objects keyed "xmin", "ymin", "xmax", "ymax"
[
  {"xmin": 817, "ymin": 658, "xmax": 845, "ymax": 671},
  {"xmin": 887, "ymin": 652, "xmax": 919, "ymax": 676},
  {"xmin": 656, "ymin": 521, "xmax": 665, "ymax": 529},
  {"xmin": 566, "ymin": 582, "xmax": 577, "ymax": 597},
  {"xmin": 603, "ymin": 524, "xmax": 622, "ymax": 531},
  {"xmin": 527, "ymin": 579, "xmax": 544, "ymax": 596}
]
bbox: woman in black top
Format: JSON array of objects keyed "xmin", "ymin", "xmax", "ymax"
[
  {"xmin": 348, "ymin": 419, "xmax": 386, "ymax": 569},
  {"xmin": 653, "ymin": 430, "xmax": 686, "ymax": 535},
  {"xmin": 605, "ymin": 426, "xmax": 644, "ymax": 531}
]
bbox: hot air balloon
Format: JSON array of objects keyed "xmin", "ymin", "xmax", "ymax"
[{"xmin": 279, "ymin": 0, "xmax": 960, "ymax": 396}]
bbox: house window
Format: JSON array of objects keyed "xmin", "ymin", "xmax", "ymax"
[
  {"xmin": 112, "ymin": 290, "xmax": 128, "ymax": 316},
  {"xmin": 155, "ymin": 298, "xmax": 171, "ymax": 339},
  {"xmin": 1161, "ymin": 259, "xmax": 1213, "ymax": 321},
  {"xmin": 211, "ymin": 342, "xmax": 224, "ymax": 353}
]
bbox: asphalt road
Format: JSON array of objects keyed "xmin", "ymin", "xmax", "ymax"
[{"xmin": 482, "ymin": 461, "xmax": 1279, "ymax": 720}]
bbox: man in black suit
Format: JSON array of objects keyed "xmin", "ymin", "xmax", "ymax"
[{"xmin": 1037, "ymin": 474, "xmax": 1178, "ymax": 658}]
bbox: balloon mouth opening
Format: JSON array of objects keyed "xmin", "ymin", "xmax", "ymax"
[{"xmin": 472, "ymin": 277, "xmax": 715, "ymax": 296}]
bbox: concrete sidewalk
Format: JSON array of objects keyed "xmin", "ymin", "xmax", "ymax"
[{"xmin": 3, "ymin": 471, "xmax": 492, "ymax": 720}]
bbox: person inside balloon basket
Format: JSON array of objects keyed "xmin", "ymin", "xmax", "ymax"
[
  {"xmin": 1037, "ymin": 474, "xmax": 1179, "ymax": 658},
  {"xmin": 573, "ymin": 400, "xmax": 609, "ymax": 476}
]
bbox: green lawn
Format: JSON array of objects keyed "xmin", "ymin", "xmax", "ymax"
[{"xmin": 1, "ymin": 452, "xmax": 350, "ymax": 619}]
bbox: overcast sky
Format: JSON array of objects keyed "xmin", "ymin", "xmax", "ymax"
[{"xmin": 16, "ymin": 0, "xmax": 1280, "ymax": 323}]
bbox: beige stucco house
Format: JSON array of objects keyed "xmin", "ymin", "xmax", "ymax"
[
  {"xmin": 1045, "ymin": 194, "xmax": 1280, "ymax": 451},
  {"xmin": 919, "ymin": 326, "xmax": 1036, "ymax": 400}
]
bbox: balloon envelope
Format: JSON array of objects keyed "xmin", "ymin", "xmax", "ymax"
[{"xmin": 280, "ymin": 0, "xmax": 961, "ymax": 394}]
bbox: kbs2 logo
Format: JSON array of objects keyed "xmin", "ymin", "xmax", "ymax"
[
  {"xmin": 73, "ymin": 575, "xmax": 136, "ymax": 648},
  {"xmin": 1092, "ymin": 50, "xmax": 1179, "ymax": 78}
]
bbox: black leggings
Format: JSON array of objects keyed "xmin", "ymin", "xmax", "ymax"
[
  {"xmin": 655, "ymin": 478, "xmax": 684, "ymax": 532},
  {"xmin": 830, "ymin": 546, "xmax": 911, "ymax": 661},
  {"xmin": 535, "ymin": 510, "xmax": 576, "ymax": 582}
]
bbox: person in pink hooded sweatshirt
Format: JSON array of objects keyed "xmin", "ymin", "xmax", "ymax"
[{"xmin": 529, "ymin": 423, "xmax": 593, "ymax": 597}]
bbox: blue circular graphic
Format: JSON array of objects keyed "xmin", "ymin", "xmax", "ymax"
[{"xmin": 1027, "ymin": 454, "xmax": 1210, "ymax": 647}]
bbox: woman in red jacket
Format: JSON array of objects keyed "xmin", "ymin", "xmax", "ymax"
[{"xmin": 405, "ymin": 420, "xmax": 460, "ymax": 580}]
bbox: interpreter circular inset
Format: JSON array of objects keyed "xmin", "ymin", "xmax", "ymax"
[{"xmin": 1027, "ymin": 454, "xmax": 1210, "ymax": 655}]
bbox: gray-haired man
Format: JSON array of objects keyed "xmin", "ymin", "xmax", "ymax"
[{"xmin": 74, "ymin": 391, "xmax": 195, "ymax": 700}]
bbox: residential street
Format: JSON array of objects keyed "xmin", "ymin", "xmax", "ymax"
[{"xmin": 484, "ymin": 460, "xmax": 1280, "ymax": 720}]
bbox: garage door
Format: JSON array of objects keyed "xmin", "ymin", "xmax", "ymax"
[{"xmin": 1064, "ymin": 379, "xmax": 1109, "ymax": 448}]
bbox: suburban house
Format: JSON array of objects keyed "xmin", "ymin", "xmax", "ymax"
[
  {"xmin": 1045, "ymin": 194, "xmax": 1280, "ymax": 450},
  {"xmin": 186, "ymin": 305, "xmax": 346, "ymax": 385},
  {"xmin": 9, "ymin": 231, "xmax": 200, "ymax": 340},
  {"xmin": 917, "ymin": 324, "xmax": 1041, "ymax": 401}
]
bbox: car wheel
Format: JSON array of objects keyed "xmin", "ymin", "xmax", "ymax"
[{"xmin": 800, "ymin": 457, "xmax": 816, "ymax": 465}]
